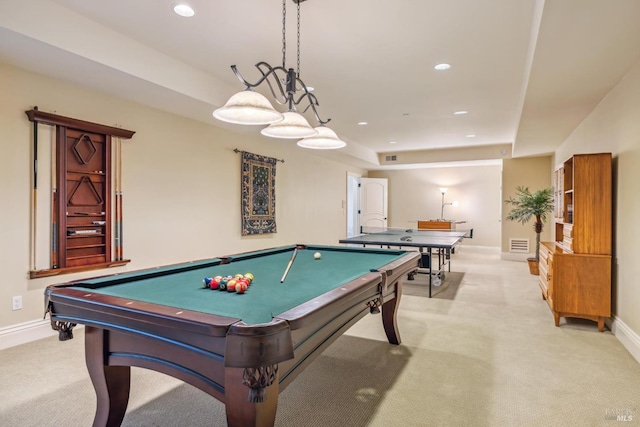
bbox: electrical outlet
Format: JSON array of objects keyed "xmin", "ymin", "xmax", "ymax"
[{"xmin": 12, "ymin": 296, "xmax": 22, "ymax": 311}]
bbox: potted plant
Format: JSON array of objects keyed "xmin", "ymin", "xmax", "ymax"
[{"xmin": 505, "ymin": 186, "xmax": 554, "ymax": 275}]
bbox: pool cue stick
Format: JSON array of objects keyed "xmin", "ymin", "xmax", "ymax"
[
  {"xmin": 280, "ymin": 248, "xmax": 298, "ymax": 283},
  {"xmin": 118, "ymin": 134, "xmax": 123, "ymax": 260},
  {"xmin": 31, "ymin": 107, "xmax": 38, "ymax": 271},
  {"xmin": 114, "ymin": 135, "xmax": 120, "ymax": 260},
  {"xmin": 114, "ymin": 135, "xmax": 118, "ymax": 260},
  {"xmin": 51, "ymin": 130, "xmax": 58, "ymax": 268},
  {"xmin": 115, "ymin": 135, "xmax": 123, "ymax": 260}
]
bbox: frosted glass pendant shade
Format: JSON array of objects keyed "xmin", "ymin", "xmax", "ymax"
[
  {"xmin": 213, "ymin": 90, "xmax": 284, "ymax": 125},
  {"xmin": 260, "ymin": 112, "xmax": 318, "ymax": 139},
  {"xmin": 297, "ymin": 125, "xmax": 346, "ymax": 149}
]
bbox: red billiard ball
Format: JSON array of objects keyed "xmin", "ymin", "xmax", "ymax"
[
  {"xmin": 227, "ymin": 279, "xmax": 238, "ymax": 292},
  {"xmin": 209, "ymin": 277, "xmax": 221, "ymax": 290},
  {"xmin": 236, "ymin": 282, "xmax": 248, "ymax": 294}
]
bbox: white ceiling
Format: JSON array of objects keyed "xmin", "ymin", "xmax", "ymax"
[{"xmin": 1, "ymin": 0, "xmax": 639, "ymax": 168}]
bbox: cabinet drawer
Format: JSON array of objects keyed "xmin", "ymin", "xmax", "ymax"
[
  {"xmin": 539, "ymin": 249, "xmax": 548, "ymax": 264},
  {"xmin": 539, "ymin": 260, "xmax": 548, "ymax": 277},
  {"xmin": 538, "ymin": 275, "xmax": 548, "ymax": 297},
  {"xmin": 539, "ymin": 243, "xmax": 551, "ymax": 263}
]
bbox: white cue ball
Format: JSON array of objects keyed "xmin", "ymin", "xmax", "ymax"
[{"xmin": 314, "ymin": 252, "xmax": 322, "ymax": 260}]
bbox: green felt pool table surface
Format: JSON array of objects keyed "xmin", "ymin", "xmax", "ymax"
[{"xmin": 67, "ymin": 245, "xmax": 411, "ymax": 325}]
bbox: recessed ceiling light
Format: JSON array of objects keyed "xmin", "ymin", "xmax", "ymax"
[
  {"xmin": 453, "ymin": 110, "xmax": 468, "ymax": 115},
  {"xmin": 466, "ymin": 134, "xmax": 476, "ymax": 138},
  {"xmin": 389, "ymin": 141, "xmax": 397, "ymax": 144},
  {"xmin": 173, "ymin": 4, "xmax": 195, "ymax": 17},
  {"xmin": 434, "ymin": 63, "xmax": 451, "ymax": 71},
  {"xmin": 357, "ymin": 121, "xmax": 368, "ymax": 126}
]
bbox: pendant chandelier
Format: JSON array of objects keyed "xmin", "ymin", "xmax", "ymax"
[{"xmin": 213, "ymin": 0, "xmax": 346, "ymax": 149}]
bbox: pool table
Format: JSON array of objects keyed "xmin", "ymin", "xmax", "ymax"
[{"xmin": 45, "ymin": 244, "xmax": 420, "ymax": 427}]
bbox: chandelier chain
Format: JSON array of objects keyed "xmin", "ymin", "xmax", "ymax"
[
  {"xmin": 214, "ymin": 0, "xmax": 340, "ymax": 143},
  {"xmin": 297, "ymin": 1, "xmax": 301, "ymax": 77},
  {"xmin": 282, "ymin": 0, "xmax": 287, "ymax": 69}
]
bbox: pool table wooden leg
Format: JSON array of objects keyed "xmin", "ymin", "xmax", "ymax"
[
  {"xmin": 381, "ymin": 282, "xmax": 402, "ymax": 345},
  {"xmin": 85, "ymin": 326, "xmax": 131, "ymax": 427},
  {"xmin": 224, "ymin": 367, "xmax": 279, "ymax": 427}
]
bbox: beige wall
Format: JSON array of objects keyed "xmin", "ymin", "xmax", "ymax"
[
  {"xmin": 3, "ymin": 56, "xmax": 639, "ymax": 355},
  {"xmin": 554, "ymin": 59, "xmax": 640, "ymax": 337},
  {"xmin": 501, "ymin": 156, "xmax": 554, "ymax": 256},
  {"xmin": 0, "ymin": 63, "xmax": 364, "ymax": 329},
  {"xmin": 368, "ymin": 164, "xmax": 502, "ymax": 247}
]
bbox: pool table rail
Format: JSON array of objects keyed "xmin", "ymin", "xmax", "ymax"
[{"xmin": 46, "ymin": 287, "xmax": 238, "ymax": 337}]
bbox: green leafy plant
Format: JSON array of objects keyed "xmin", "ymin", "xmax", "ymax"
[{"xmin": 505, "ymin": 186, "xmax": 554, "ymax": 261}]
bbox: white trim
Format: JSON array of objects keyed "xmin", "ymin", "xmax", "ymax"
[
  {"xmin": 500, "ymin": 252, "xmax": 532, "ymax": 261},
  {"xmin": 460, "ymin": 245, "xmax": 500, "ymax": 254},
  {"xmin": 610, "ymin": 315, "xmax": 640, "ymax": 364},
  {"xmin": 0, "ymin": 319, "xmax": 57, "ymax": 350}
]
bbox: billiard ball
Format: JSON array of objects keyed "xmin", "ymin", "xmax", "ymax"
[
  {"xmin": 244, "ymin": 273, "xmax": 254, "ymax": 282},
  {"xmin": 202, "ymin": 277, "xmax": 212, "ymax": 288},
  {"xmin": 236, "ymin": 282, "xmax": 248, "ymax": 294},
  {"xmin": 210, "ymin": 277, "xmax": 221, "ymax": 290},
  {"xmin": 314, "ymin": 252, "xmax": 322, "ymax": 260},
  {"xmin": 227, "ymin": 279, "xmax": 238, "ymax": 292}
]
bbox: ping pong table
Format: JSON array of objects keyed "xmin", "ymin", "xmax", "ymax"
[{"xmin": 339, "ymin": 227, "xmax": 472, "ymax": 297}]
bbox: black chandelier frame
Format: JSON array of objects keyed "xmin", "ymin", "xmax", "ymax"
[{"xmin": 230, "ymin": 62, "xmax": 330, "ymax": 126}]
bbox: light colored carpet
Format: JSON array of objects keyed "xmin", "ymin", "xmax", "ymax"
[{"xmin": 1, "ymin": 248, "xmax": 638, "ymax": 426}]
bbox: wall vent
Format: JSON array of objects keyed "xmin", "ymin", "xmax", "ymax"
[
  {"xmin": 509, "ymin": 238, "xmax": 530, "ymax": 253},
  {"xmin": 385, "ymin": 155, "xmax": 397, "ymax": 161}
]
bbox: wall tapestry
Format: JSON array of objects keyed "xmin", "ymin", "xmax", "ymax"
[{"xmin": 241, "ymin": 151, "xmax": 277, "ymax": 235}]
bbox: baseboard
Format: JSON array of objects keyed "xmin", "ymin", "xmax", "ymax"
[
  {"xmin": 0, "ymin": 319, "xmax": 58, "ymax": 350},
  {"xmin": 500, "ymin": 252, "xmax": 531, "ymax": 261},
  {"xmin": 610, "ymin": 316, "xmax": 640, "ymax": 364},
  {"xmin": 461, "ymin": 245, "xmax": 500, "ymax": 254}
]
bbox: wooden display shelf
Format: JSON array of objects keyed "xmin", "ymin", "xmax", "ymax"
[
  {"xmin": 26, "ymin": 108, "xmax": 134, "ymax": 277},
  {"xmin": 30, "ymin": 260, "xmax": 131, "ymax": 278},
  {"xmin": 540, "ymin": 153, "xmax": 612, "ymax": 331}
]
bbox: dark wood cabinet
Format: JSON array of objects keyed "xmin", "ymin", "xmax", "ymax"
[
  {"xmin": 57, "ymin": 127, "xmax": 112, "ymax": 268},
  {"xmin": 26, "ymin": 109, "xmax": 134, "ymax": 278}
]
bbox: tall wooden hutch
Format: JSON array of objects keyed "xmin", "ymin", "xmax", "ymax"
[{"xmin": 538, "ymin": 153, "xmax": 612, "ymax": 331}]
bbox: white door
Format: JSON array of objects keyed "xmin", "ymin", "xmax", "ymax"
[
  {"xmin": 360, "ymin": 178, "xmax": 388, "ymax": 231},
  {"xmin": 346, "ymin": 173, "xmax": 360, "ymax": 237}
]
